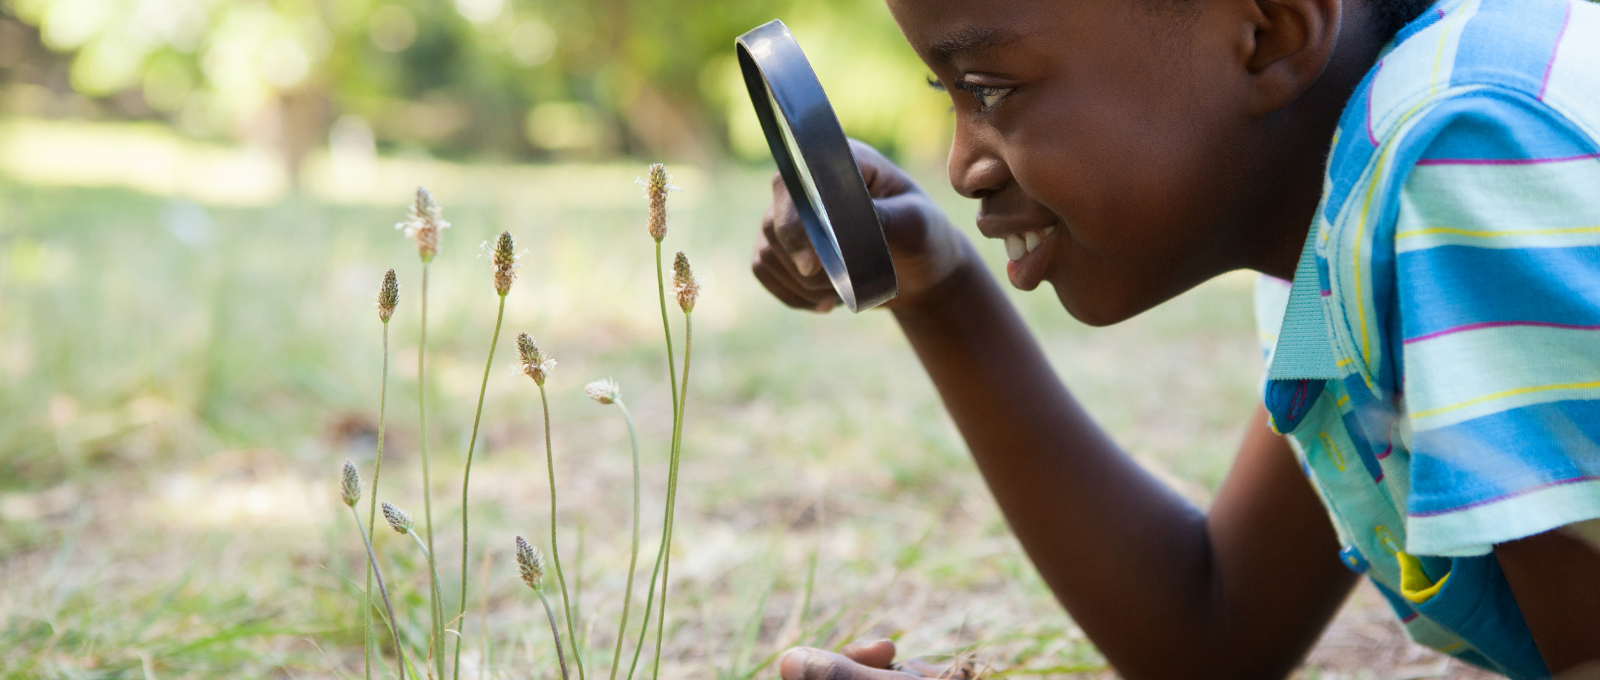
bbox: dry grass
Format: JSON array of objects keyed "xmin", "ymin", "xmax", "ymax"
[{"xmin": 0, "ymin": 163, "xmax": 1478, "ymax": 678}]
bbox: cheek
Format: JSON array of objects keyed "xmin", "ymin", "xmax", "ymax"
[{"xmin": 1005, "ymin": 89, "xmax": 1252, "ymax": 321}]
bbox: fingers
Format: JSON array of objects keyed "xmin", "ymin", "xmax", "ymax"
[
  {"xmin": 755, "ymin": 173, "xmax": 839, "ymax": 312},
  {"xmin": 779, "ymin": 647, "xmax": 921, "ymax": 680},
  {"xmin": 840, "ymin": 640, "xmax": 896, "ymax": 669},
  {"xmin": 770, "ymin": 173, "xmax": 822, "ymax": 276},
  {"xmin": 752, "ymin": 242, "xmax": 838, "ymax": 312}
]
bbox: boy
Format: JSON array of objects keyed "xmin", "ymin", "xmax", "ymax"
[{"xmin": 750, "ymin": 0, "xmax": 1600, "ymax": 678}]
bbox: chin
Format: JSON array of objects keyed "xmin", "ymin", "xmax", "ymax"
[{"xmin": 1047, "ymin": 275, "xmax": 1151, "ymax": 327}]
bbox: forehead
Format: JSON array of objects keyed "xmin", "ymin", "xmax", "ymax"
[{"xmin": 885, "ymin": 0, "xmax": 1060, "ymax": 62}]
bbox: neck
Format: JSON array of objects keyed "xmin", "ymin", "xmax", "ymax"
[{"xmin": 1247, "ymin": 1, "xmax": 1389, "ymax": 281}]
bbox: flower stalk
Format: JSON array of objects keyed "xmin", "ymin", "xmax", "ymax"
[
  {"xmin": 366, "ymin": 269, "xmax": 399, "ymax": 680},
  {"xmin": 624, "ymin": 177, "xmax": 693, "ymax": 680},
  {"xmin": 647, "ymin": 253, "xmax": 697, "ymax": 680},
  {"xmin": 519, "ymin": 537, "xmax": 570, "ymax": 680},
  {"xmin": 454, "ymin": 231, "xmax": 519, "ymax": 680},
  {"xmin": 396, "ymin": 187, "xmax": 449, "ymax": 675},
  {"xmin": 344, "ymin": 460, "xmax": 406, "ymax": 680},
  {"xmin": 586, "ymin": 379, "xmax": 643, "ymax": 680},
  {"xmin": 386, "ymin": 503, "xmax": 446, "ymax": 668},
  {"xmin": 518, "ymin": 334, "xmax": 583, "ymax": 680}
]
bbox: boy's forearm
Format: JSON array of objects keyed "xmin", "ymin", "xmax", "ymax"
[
  {"xmin": 893, "ymin": 262, "xmax": 1215, "ymax": 632},
  {"xmin": 891, "ymin": 261, "xmax": 1334, "ymax": 676}
]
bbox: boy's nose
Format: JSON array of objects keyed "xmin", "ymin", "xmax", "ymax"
[{"xmin": 947, "ymin": 125, "xmax": 1010, "ymax": 200}]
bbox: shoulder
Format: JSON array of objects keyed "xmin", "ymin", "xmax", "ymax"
[
  {"xmin": 1320, "ymin": 0, "xmax": 1597, "ymax": 241},
  {"xmin": 1312, "ymin": 0, "xmax": 1600, "ymax": 395},
  {"xmin": 1358, "ymin": 0, "xmax": 1600, "ymax": 157}
]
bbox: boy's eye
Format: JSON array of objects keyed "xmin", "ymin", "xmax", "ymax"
[
  {"xmin": 948, "ymin": 80, "xmax": 1014, "ymax": 113},
  {"xmin": 968, "ymin": 85, "xmax": 1012, "ymax": 111}
]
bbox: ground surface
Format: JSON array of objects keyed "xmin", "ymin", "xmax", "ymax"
[{"xmin": 0, "ymin": 158, "xmax": 1503, "ymax": 678}]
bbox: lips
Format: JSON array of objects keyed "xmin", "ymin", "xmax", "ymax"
[{"xmin": 1001, "ymin": 225, "xmax": 1057, "ymax": 290}]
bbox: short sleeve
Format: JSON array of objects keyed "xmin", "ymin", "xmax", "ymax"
[{"xmin": 1392, "ymin": 91, "xmax": 1600, "ymax": 556}]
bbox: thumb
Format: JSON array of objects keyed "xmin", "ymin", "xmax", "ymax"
[
  {"xmin": 873, "ymin": 193, "xmax": 933, "ymax": 253},
  {"xmin": 840, "ymin": 639, "xmax": 897, "ymax": 669}
]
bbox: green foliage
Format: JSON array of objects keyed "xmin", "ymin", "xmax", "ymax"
[{"xmin": 0, "ymin": 0, "xmax": 950, "ymax": 162}]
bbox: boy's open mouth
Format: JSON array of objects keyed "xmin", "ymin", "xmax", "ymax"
[{"xmin": 1001, "ymin": 225, "xmax": 1056, "ymax": 290}]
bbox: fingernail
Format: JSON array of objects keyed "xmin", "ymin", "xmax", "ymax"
[{"xmin": 793, "ymin": 250, "xmax": 819, "ymax": 276}]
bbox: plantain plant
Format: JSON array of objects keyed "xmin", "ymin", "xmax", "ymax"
[{"xmin": 342, "ymin": 169, "xmax": 702, "ymax": 680}]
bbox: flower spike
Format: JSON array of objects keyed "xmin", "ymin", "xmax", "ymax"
[
  {"xmin": 340, "ymin": 459, "xmax": 361, "ymax": 507},
  {"xmin": 382, "ymin": 502, "xmax": 413, "ymax": 534},
  {"xmin": 395, "ymin": 187, "xmax": 451, "ymax": 262},
  {"xmin": 672, "ymin": 251, "xmax": 701, "ymax": 313},
  {"xmin": 377, "ymin": 269, "xmax": 399, "ymax": 322},
  {"xmin": 481, "ymin": 231, "xmax": 523, "ymax": 296},
  {"xmin": 639, "ymin": 163, "xmax": 678, "ymax": 243},
  {"xmin": 516, "ymin": 536, "xmax": 545, "ymax": 590},
  {"xmin": 515, "ymin": 332, "xmax": 556, "ymax": 386},
  {"xmin": 585, "ymin": 378, "xmax": 620, "ymax": 405}
]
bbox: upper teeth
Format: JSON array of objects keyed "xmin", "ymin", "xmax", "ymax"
[{"xmin": 1005, "ymin": 226, "xmax": 1056, "ymax": 262}]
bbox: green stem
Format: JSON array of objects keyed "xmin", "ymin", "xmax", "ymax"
[
  {"xmin": 418, "ymin": 261, "xmax": 437, "ymax": 673},
  {"xmin": 455, "ymin": 294, "xmax": 507, "ymax": 680},
  {"xmin": 351, "ymin": 507, "xmax": 406, "ymax": 680},
  {"xmin": 366, "ymin": 322, "xmax": 391, "ymax": 680},
  {"xmin": 654, "ymin": 242, "xmax": 680, "ymax": 440},
  {"xmin": 538, "ymin": 589, "xmax": 572, "ymax": 680},
  {"xmin": 625, "ymin": 246, "xmax": 681, "ymax": 680},
  {"xmin": 607, "ymin": 401, "xmax": 642, "ymax": 680},
  {"xmin": 539, "ymin": 383, "xmax": 586, "ymax": 680},
  {"xmin": 407, "ymin": 528, "xmax": 447, "ymax": 668},
  {"xmin": 575, "ymin": 523, "xmax": 585, "ymax": 654},
  {"xmin": 650, "ymin": 313, "xmax": 692, "ymax": 680},
  {"xmin": 625, "ymin": 522, "xmax": 665, "ymax": 680},
  {"xmin": 479, "ymin": 548, "xmax": 491, "ymax": 680}
]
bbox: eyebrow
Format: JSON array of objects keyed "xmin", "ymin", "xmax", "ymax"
[{"xmin": 927, "ymin": 26, "xmax": 1020, "ymax": 64}]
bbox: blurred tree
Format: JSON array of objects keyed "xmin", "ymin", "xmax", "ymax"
[{"xmin": 0, "ymin": 0, "xmax": 951, "ymax": 171}]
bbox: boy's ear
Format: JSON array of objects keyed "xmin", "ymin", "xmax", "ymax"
[{"xmin": 1242, "ymin": 0, "xmax": 1342, "ymax": 116}]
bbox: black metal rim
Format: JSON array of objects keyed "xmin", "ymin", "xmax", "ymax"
[{"xmin": 735, "ymin": 19, "xmax": 897, "ymax": 312}]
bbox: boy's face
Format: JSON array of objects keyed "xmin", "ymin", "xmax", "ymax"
[{"xmin": 891, "ymin": 0, "xmax": 1317, "ymax": 324}]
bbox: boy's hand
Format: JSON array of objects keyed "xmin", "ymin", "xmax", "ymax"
[
  {"xmin": 778, "ymin": 640, "xmax": 972, "ymax": 680},
  {"xmin": 753, "ymin": 140, "xmax": 974, "ymax": 313}
]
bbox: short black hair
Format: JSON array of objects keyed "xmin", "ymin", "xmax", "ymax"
[{"xmin": 1369, "ymin": 0, "xmax": 1438, "ymax": 39}]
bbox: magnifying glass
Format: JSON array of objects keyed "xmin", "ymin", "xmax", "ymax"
[{"xmin": 736, "ymin": 19, "xmax": 897, "ymax": 312}]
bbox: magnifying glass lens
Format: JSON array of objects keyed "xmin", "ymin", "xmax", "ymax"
[{"xmin": 765, "ymin": 83, "xmax": 844, "ymax": 269}]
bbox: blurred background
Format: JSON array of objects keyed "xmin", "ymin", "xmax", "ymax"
[{"xmin": 0, "ymin": 1, "xmax": 1499, "ymax": 677}]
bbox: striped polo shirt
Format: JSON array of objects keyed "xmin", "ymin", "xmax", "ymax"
[{"xmin": 1255, "ymin": 0, "xmax": 1600, "ymax": 676}]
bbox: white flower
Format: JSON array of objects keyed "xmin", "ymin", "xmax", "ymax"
[{"xmin": 584, "ymin": 378, "xmax": 620, "ymax": 405}]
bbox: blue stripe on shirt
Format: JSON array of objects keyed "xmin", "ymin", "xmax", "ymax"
[
  {"xmin": 1409, "ymin": 398, "xmax": 1600, "ymax": 515},
  {"xmin": 1452, "ymin": 0, "xmax": 1570, "ymax": 94},
  {"xmin": 1397, "ymin": 244, "xmax": 1600, "ymax": 340},
  {"xmin": 1413, "ymin": 93, "xmax": 1598, "ymax": 162}
]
